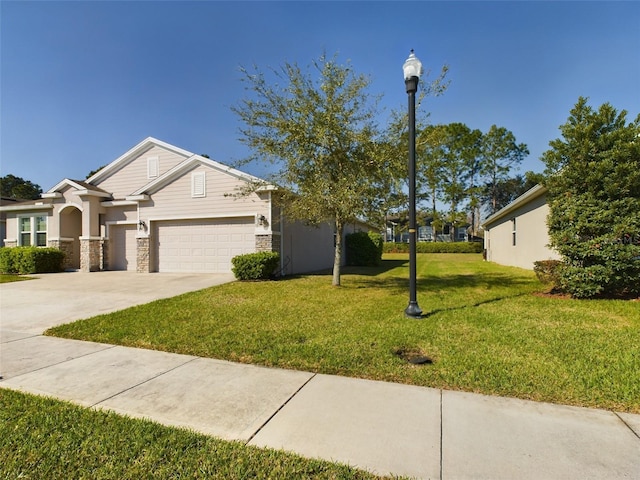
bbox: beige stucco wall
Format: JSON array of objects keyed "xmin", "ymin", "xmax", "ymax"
[
  {"xmin": 281, "ymin": 219, "xmax": 335, "ymax": 275},
  {"xmin": 3, "ymin": 205, "xmax": 53, "ymax": 245},
  {"xmin": 280, "ymin": 219, "xmax": 371, "ymax": 275},
  {"xmin": 484, "ymin": 193, "xmax": 560, "ymax": 270}
]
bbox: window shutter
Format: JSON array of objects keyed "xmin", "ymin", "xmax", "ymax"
[{"xmin": 192, "ymin": 171, "xmax": 206, "ymax": 197}]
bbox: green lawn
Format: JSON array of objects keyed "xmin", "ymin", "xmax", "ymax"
[
  {"xmin": 0, "ymin": 274, "xmax": 32, "ymax": 283},
  {"xmin": 47, "ymin": 253, "xmax": 640, "ymax": 413},
  {"xmin": 0, "ymin": 389, "xmax": 388, "ymax": 480}
]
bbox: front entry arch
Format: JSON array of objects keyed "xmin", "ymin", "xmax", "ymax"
[{"xmin": 59, "ymin": 206, "xmax": 82, "ymax": 269}]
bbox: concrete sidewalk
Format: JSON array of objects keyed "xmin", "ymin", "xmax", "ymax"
[{"xmin": 2, "ymin": 332, "xmax": 639, "ymax": 479}]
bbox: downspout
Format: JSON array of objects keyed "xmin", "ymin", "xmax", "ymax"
[{"xmin": 279, "ymin": 205, "xmax": 284, "ymax": 275}]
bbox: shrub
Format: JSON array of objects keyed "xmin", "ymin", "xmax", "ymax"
[
  {"xmin": 383, "ymin": 242, "xmax": 483, "ymax": 254},
  {"xmin": 557, "ymin": 252, "xmax": 640, "ymax": 299},
  {"xmin": 0, "ymin": 247, "xmax": 16, "ymax": 273},
  {"xmin": 0, "ymin": 246, "xmax": 64, "ymax": 274},
  {"xmin": 533, "ymin": 260, "xmax": 562, "ymax": 286},
  {"xmin": 231, "ymin": 252, "xmax": 280, "ymax": 281},
  {"xmin": 542, "ymin": 98, "xmax": 640, "ymax": 299},
  {"xmin": 345, "ymin": 231, "xmax": 383, "ymax": 266}
]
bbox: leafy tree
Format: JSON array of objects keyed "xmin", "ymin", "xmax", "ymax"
[
  {"xmin": 232, "ymin": 53, "xmax": 387, "ymax": 286},
  {"xmin": 482, "ymin": 171, "xmax": 545, "ymax": 213},
  {"xmin": 0, "ymin": 174, "xmax": 42, "ymax": 200},
  {"xmin": 381, "ymin": 69, "xmax": 449, "ymax": 229},
  {"xmin": 481, "ymin": 125, "xmax": 529, "ymax": 215},
  {"xmin": 86, "ymin": 165, "xmax": 108, "ymax": 179},
  {"xmin": 416, "ymin": 124, "xmax": 446, "ymax": 234},
  {"xmin": 542, "ymin": 97, "xmax": 640, "ymax": 298},
  {"xmin": 432, "ymin": 123, "xmax": 482, "ymax": 241}
]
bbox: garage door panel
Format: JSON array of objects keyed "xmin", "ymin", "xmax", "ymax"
[{"xmin": 155, "ymin": 219, "xmax": 254, "ymax": 273}]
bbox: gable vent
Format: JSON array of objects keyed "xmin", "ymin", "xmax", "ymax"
[
  {"xmin": 192, "ymin": 171, "xmax": 206, "ymax": 198},
  {"xmin": 147, "ymin": 156, "xmax": 159, "ymax": 178}
]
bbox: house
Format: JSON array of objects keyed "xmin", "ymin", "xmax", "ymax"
[
  {"xmin": 1, "ymin": 137, "xmax": 369, "ymax": 275},
  {"xmin": 386, "ymin": 216, "xmax": 469, "ymax": 243},
  {"xmin": 482, "ymin": 184, "xmax": 560, "ymax": 270}
]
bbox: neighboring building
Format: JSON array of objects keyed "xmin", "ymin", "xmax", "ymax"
[
  {"xmin": 386, "ymin": 216, "xmax": 469, "ymax": 243},
  {"xmin": 0, "ymin": 137, "xmax": 369, "ymax": 275},
  {"xmin": 482, "ymin": 184, "xmax": 560, "ymax": 270}
]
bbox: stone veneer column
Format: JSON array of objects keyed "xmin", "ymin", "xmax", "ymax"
[
  {"xmin": 49, "ymin": 239, "xmax": 75, "ymax": 271},
  {"xmin": 136, "ymin": 236, "xmax": 150, "ymax": 273},
  {"xmin": 80, "ymin": 238, "xmax": 102, "ymax": 272},
  {"xmin": 255, "ymin": 233, "xmax": 281, "ymax": 253},
  {"xmin": 102, "ymin": 238, "xmax": 109, "ymax": 271},
  {"xmin": 255, "ymin": 234, "xmax": 272, "ymax": 252}
]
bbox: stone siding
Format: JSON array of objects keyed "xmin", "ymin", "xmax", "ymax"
[
  {"xmin": 136, "ymin": 236, "xmax": 150, "ymax": 273},
  {"xmin": 80, "ymin": 238, "xmax": 102, "ymax": 272},
  {"xmin": 255, "ymin": 234, "xmax": 281, "ymax": 253},
  {"xmin": 48, "ymin": 239, "xmax": 75, "ymax": 270}
]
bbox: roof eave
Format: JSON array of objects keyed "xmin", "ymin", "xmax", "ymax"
[{"xmin": 482, "ymin": 184, "xmax": 547, "ymax": 228}]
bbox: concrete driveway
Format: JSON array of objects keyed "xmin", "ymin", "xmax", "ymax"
[{"xmin": 0, "ymin": 271, "xmax": 235, "ymax": 335}]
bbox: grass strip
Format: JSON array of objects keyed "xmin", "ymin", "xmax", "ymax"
[{"xmin": 0, "ymin": 274, "xmax": 32, "ymax": 283}]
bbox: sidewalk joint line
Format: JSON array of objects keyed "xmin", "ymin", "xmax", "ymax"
[
  {"xmin": 1, "ymin": 338, "xmax": 117, "ymax": 380},
  {"xmin": 1, "ymin": 333, "xmax": 41, "ymax": 344},
  {"xmin": 615, "ymin": 412, "xmax": 640, "ymax": 441},
  {"xmin": 89, "ymin": 356, "xmax": 199, "ymax": 409},
  {"xmin": 245, "ymin": 372, "xmax": 318, "ymax": 445},
  {"xmin": 439, "ymin": 389, "xmax": 443, "ymax": 480}
]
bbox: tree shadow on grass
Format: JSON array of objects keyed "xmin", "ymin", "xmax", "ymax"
[
  {"xmin": 421, "ymin": 291, "xmax": 532, "ymax": 318},
  {"xmin": 342, "ymin": 259, "xmax": 408, "ymax": 276},
  {"xmin": 349, "ymin": 269, "xmax": 536, "ymax": 291},
  {"xmin": 277, "ymin": 259, "xmax": 408, "ymax": 281},
  {"xmin": 345, "ymin": 267, "xmax": 539, "ymax": 316},
  {"xmin": 276, "ymin": 259, "xmax": 539, "ymax": 313}
]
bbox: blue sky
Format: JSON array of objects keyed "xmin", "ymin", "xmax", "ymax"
[{"xmin": 2, "ymin": 1, "xmax": 639, "ymax": 192}]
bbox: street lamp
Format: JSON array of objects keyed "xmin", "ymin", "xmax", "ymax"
[{"xmin": 403, "ymin": 50, "xmax": 423, "ymax": 319}]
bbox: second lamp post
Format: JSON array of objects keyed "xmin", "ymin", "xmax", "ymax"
[{"xmin": 403, "ymin": 50, "xmax": 423, "ymax": 319}]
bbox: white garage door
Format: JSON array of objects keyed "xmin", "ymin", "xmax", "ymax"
[
  {"xmin": 155, "ymin": 218, "xmax": 255, "ymax": 273},
  {"xmin": 110, "ymin": 225, "xmax": 138, "ymax": 271}
]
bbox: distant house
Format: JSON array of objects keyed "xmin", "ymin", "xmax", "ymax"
[
  {"xmin": 0, "ymin": 137, "xmax": 369, "ymax": 274},
  {"xmin": 386, "ymin": 216, "xmax": 469, "ymax": 243},
  {"xmin": 482, "ymin": 184, "xmax": 560, "ymax": 270}
]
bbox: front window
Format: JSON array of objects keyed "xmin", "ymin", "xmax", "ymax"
[
  {"xmin": 36, "ymin": 216, "xmax": 47, "ymax": 246},
  {"xmin": 19, "ymin": 215, "xmax": 47, "ymax": 246},
  {"xmin": 20, "ymin": 217, "xmax": 32, "ymax": 246}
]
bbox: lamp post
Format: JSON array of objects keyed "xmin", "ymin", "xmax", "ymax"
[{"xmin": 403, "ymin": 50, "xmax": 423, "ymax": 319}]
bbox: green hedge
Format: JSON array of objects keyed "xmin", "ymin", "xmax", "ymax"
[
  {"xmin": 383, "ymin": 242, "xmax": 483, "ymax": 254},
  {"xmin": 0, "ymin": 246, "xmax": 65, "ymax": 274},
  {"xmin": 346, "ymin": 231, "xmax": 383, "ymax": 266},
  {"xmin": 231, "ymin": 252, "xmax": 280, "ymax": 281}
]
